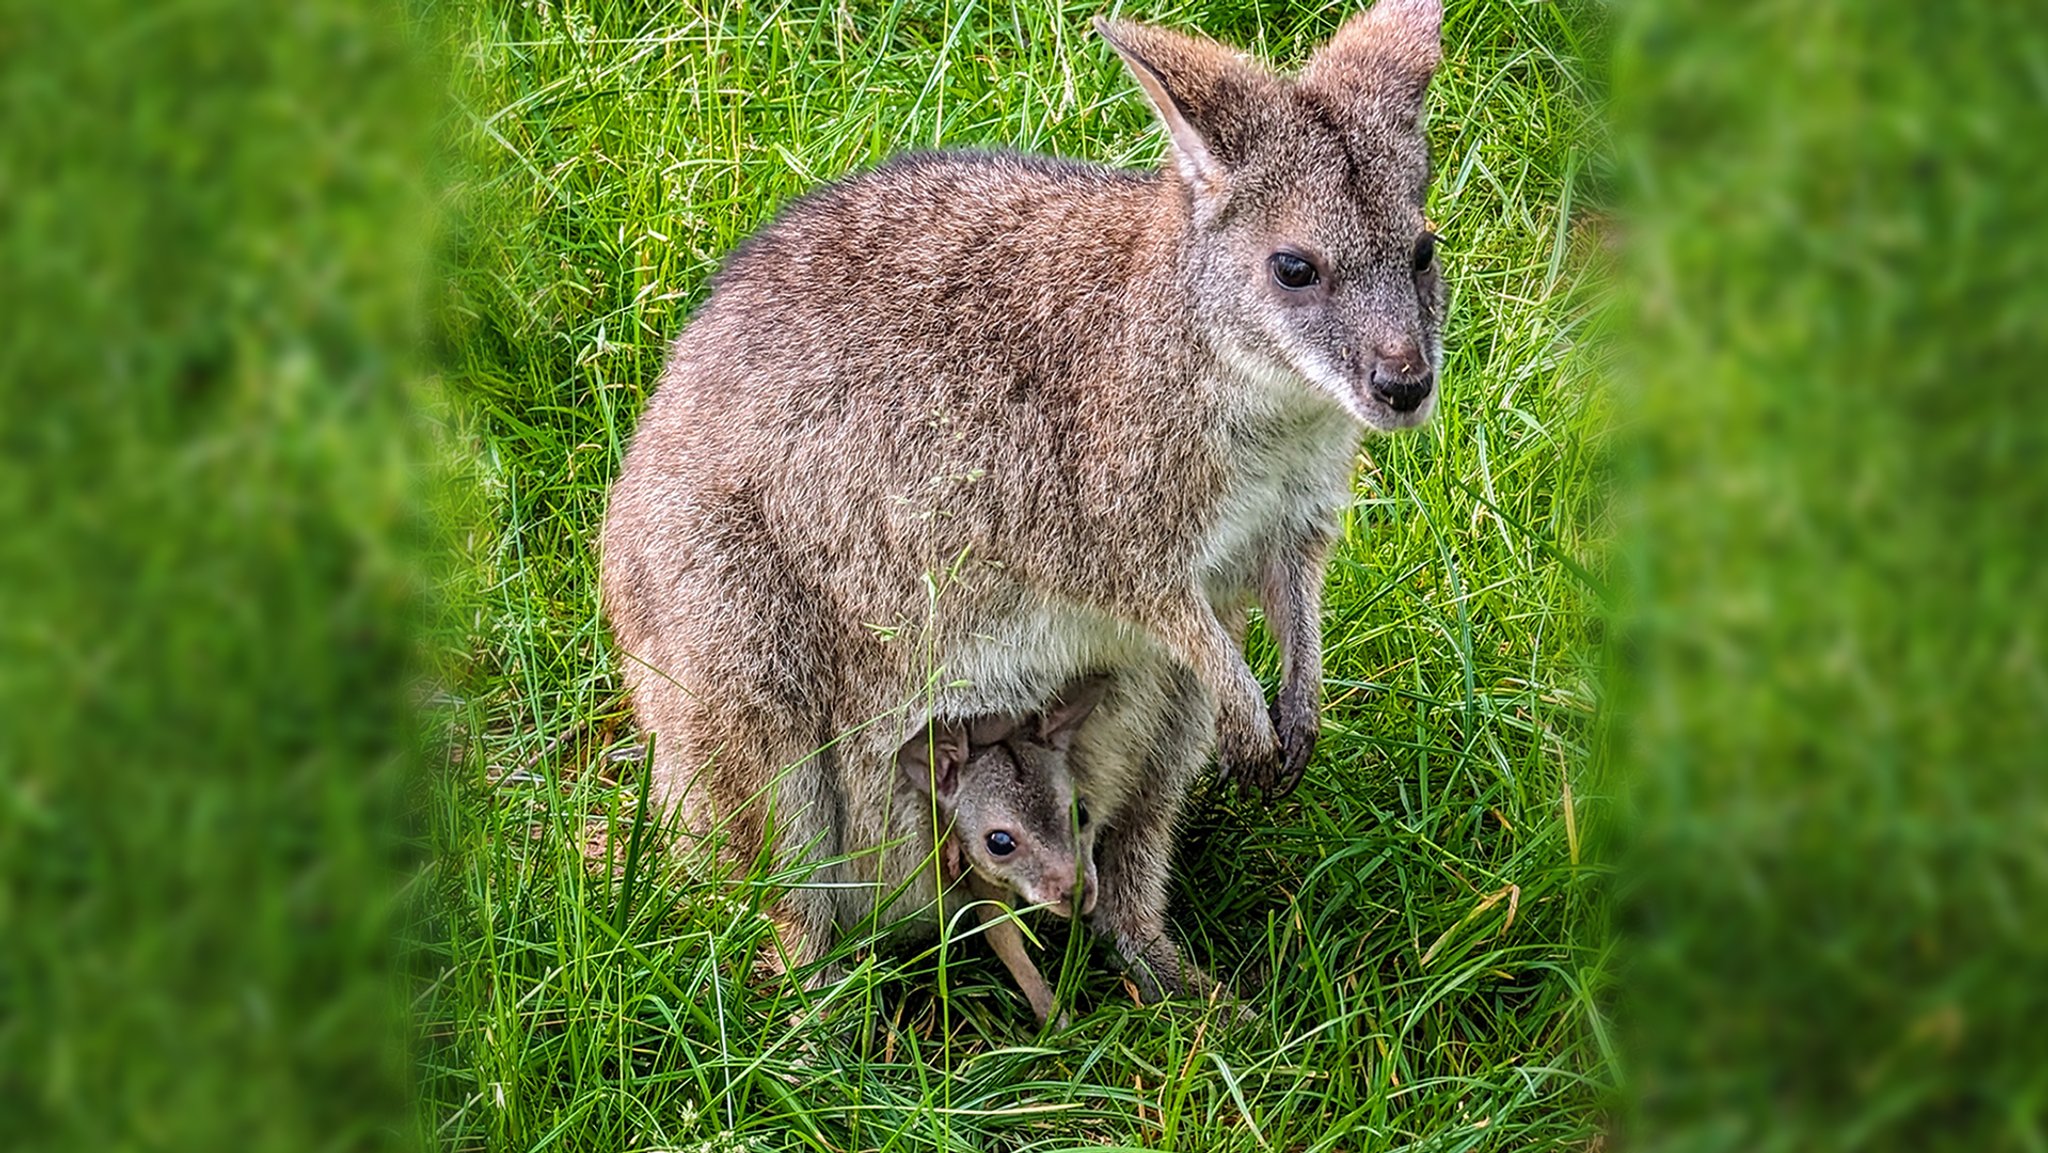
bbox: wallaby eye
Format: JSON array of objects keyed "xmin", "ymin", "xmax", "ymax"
[
  {"xmin": 1412, "ymin": 231, "xmax": 1438, "ymax": 273},
  {"xmin": 986, "ymin": 830, "xmax": 1016, "ymax": 856},
  {"xmin": 1076, "ymin": 800, "xmax": 1091, "ymax": 829},
  {"xmin": 1269, "ymin": 252, "xmax": 1319, "ymax": 291}
]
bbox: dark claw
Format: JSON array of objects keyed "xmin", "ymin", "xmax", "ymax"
[
  {"xmin": 1221, "ymin": 743, "xmax": 1285, "ymax": 797},
  {"xmin": 1265, "ymin": 697, "xmax": 1317, "ymax": 798}
]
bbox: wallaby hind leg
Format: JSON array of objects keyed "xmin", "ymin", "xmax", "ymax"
[
  {"xmin": 621, "ymin": 614, "xmax": 844, "ymax": 991},
  {"xmin": 1089, "ymin": 665, "xmax": 1214, "ymax": 1004},
  {"xmin": 759, "ymin": 888, "xmax": 839, "ymax": 989},
  {"xmin": 664, "ymin": 718, "xmax": 840, "ymax": 992},
  {"xmin": 724, "ymin": 726, "xmax": 844, "ymax": 991}
]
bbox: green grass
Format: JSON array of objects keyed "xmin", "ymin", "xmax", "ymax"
[
  {"xmin": 2, "ymin": 0, "xmax": 426, "ymax": 1148},
  {"xmin": 7, "ymin": 0, "xmax": 2041, "ymax": 1149},
  {"xmin": 419, "ymin": 1, "xmax": 1611, "ymax": 1149}
]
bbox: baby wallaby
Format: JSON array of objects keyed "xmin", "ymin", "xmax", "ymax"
[{"xmin": 896, "ymin": 677, "xmax": 1108, "ymax": 1025}]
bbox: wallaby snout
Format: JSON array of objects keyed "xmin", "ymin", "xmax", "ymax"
[{"xmin": 1370, "ymin": 336, "xmax": 1434, "ymax": 414}]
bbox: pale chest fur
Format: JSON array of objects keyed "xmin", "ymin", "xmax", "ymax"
[
  {"xmin": 927, "ymin": 371, "xmax": 1355, "ymax": 723},
  {"xmin": 1193, "ymin": 365, "xmax": 1361, "ymax": 598},
  {"xmin": 937, "ymin": 595, "xmax": 1156, "ymax": 721}
]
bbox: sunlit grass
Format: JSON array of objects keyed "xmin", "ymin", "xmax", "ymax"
[{"xmin": 420, "ymin": 1, "xmax": 1611, "ymax": 1148}]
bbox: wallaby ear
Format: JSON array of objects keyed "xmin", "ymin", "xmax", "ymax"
[
  {"xmin": 1095, "ymin": 17, "xmax": 1275, "ymax": 202},
  {"xmin": 899, "ymin": 720, "xmax": 969, "ymax": 799},
  {"xmin": 1038, "ymin": 675, "xmax": 1111, "ymax": 750},
  {"xmin": 1299, "ymin": 0, "xmax": 1443, "ymax": 126}
]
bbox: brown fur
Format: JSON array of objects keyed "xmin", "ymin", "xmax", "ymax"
[{"xmin": 602, "ymin": 2, "xmax": 1445, "ymax": 999}]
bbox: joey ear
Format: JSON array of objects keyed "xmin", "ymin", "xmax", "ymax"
[
  {"xmin": 899, "ymin": 721, "xmax": 968, "ymax": 799},
  {"xmin": 967, "ymin": 714, "xmax": 1022, "ymax": 746},
  {"xmin": 1095, "ymin": 17, "xmax": 1275, "ymax": 203},
  {"xmin": 1038, "ymin": 675, "xmax": 1111, "ymax": 750},
  {"xmin": 1299, "ymin": 0, "xmax": 1443, "ymax": 127}
]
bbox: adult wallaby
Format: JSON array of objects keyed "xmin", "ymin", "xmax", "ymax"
[
  {"xmin": 602, "ymin": 0, "xmax": 1445, "ymax": 1000},
  {"xmin": 895, "ymin": 677, "xmax": 1110, "ymax": 1025}
]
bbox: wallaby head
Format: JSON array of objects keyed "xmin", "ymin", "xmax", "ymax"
[
  {"xmin": 1098, "ymin": 0, "xmax": 1446, "ymax": 428},
  {"xmin": 897, "ymin": 678, "xmax": 1111, "ymax": 918}
]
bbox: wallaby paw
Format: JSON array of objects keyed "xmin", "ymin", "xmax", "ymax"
[
  {"xmin": 1216, "ymin": 713, "xmax": 1285, "ymax": 796},
  {"xmin": 1269, "ymin": 695, "xmax": 1319, "ymax": 797},
  {"xmin": 1222, "ymin": 744, "xmax": 1288, "ymax": 798}
]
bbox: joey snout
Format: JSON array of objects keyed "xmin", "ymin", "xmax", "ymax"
[
  {"xmin": 1066, "ymin": 872, "xmax": 1099, "ymax": 918},
  {"xmin": 1022, "ymin": 870, "xmax": 1096, "ymax": 919}
]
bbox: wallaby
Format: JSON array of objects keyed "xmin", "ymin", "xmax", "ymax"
[
  {"xmin": 895, "ymin": 677, "xmax": 1109, "ymax": 1024},
  {"xmin": 602, "ymin": 0, "xmax": 1446, "ymax": 1001}
]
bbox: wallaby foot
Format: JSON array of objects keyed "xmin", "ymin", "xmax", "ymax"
[
  {"xmin": 1258, "ymin": 693, "xmax": 1318, "ymax": 798},
  {"xmin": 1115, "ymin": 934, "xmax": 1258, "ymax": 1025},
  {"xmin": 757, "ymin": 896, "xmax": 838, "ymax": 991},
  {"xmin": 1112, "ymin": 929, "xmax": 1209, "ymax": 1004}
]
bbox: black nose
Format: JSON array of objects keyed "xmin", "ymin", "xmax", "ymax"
[{"xmin": 1370, "ymin": 370, "xmax": 1434, "ymax": 413}]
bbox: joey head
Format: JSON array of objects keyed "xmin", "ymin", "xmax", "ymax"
[{"xmin": 897, "ymin": 677, "xmax": 1109, "ymax": 1025}]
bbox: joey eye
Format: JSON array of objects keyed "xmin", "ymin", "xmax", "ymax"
[
  {"xmin": 1269, "ymin": 252, "xmax": 1320, "ymax": 291},
  {"xmin": 1412, "ymin": 231, "xmax": 1438, "ymax": 272},
  {"xmin": 1076, "ymin": 800, "xmax": 1091, "ymax": 829},
  {"xmin": 986, "ymin": 831, "xmax": 1016, "ymax": 856}
]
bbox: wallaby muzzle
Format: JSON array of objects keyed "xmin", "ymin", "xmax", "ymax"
[{"xmin": 1371, "ymin": 370, "xmax": 1434, "ymax": 413}]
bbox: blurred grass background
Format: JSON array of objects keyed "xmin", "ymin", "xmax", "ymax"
[
  {"xmin": 0, "ymin": 0, "xmax": 430, "ymax": 1149},
  {"xmin": 0, "ymin": 0, "xmax": 2041, "ymax": 1150},
  {"xmin": 1613, "ymin": 1, "xmax": 2048, "ymax": 1148}
]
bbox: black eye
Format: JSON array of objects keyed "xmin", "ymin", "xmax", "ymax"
[
  {"xmin": 986, "ymin": 831, "xmax": 1016, "ymax": 856},
  {"xmin": 1076, "ymin": 800, "xmax": 1091, "ymax": 829},
  {"xmin": 1412, "ymin": 231, "xmax": 1438, "ymax": 273},
  {"xmin": 1269, "ymin": 252, "xmax": 1320, "ymax": 290}
]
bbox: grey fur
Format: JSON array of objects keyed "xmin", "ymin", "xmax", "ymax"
[{"xmin": 601, "ymin": 1, "xmax": 1444, "ymax": 998}]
